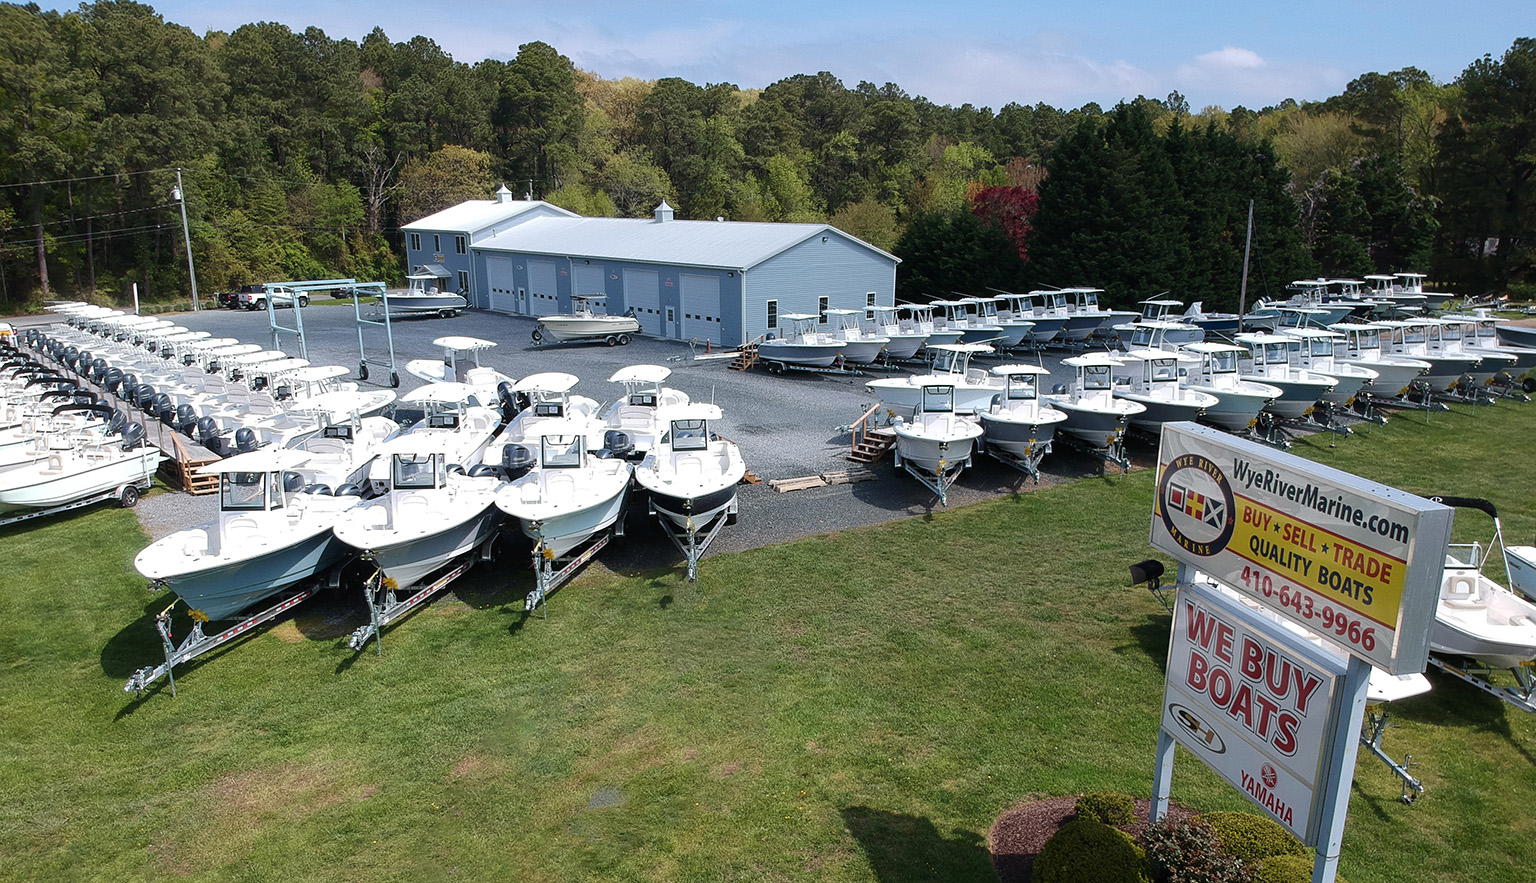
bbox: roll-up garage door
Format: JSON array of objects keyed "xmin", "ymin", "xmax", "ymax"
[
  {"xmin": 681, "ymin": 274, "xmax": 722, "ymax": 343},
  {"xmin": 529, "ymin": 259, "xmax": 559, "ymax": 314},
  {"xmin": 486, "ymin": 254, "xmax": 518, "ymax": 313},
  {"xmin": 574, "ymin": 264, "xmax": 605, "ymax": 299},
  {"xmin": 623, "ymin": 268, "xmax": 661, "ymax": 335}
]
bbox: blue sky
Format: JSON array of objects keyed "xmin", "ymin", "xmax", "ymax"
[{"xmin": 86, "ymin": 1, "xmax": 1536, "ymax": 110}]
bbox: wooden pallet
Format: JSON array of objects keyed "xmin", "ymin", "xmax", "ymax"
[
  {"xmin": 740, "ymin": 469, "xmax": 763, "ymax": 485},
  {"xmin": 768, "ymin": 468, "xmax": 879, "ymax": 492},
  {"xmin": 820, "ymin": 468, "xmax": 879, "ymax": 485}
]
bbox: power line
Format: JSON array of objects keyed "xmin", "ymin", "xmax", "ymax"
[
  {"xmin": 0, "ymin": 223, "xmax": 173, "ymax": 250},
  {"xmin": 0, "ymin": 167, "xmax": 181, "ymax": 191},
  {"xmin": 0, "ymin": 201, "xmax": 178, "ymax": 234}
]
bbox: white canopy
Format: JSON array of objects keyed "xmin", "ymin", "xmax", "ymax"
[
  {"xmin": 431, "ymin": 336, "xmax": 497, "ymax": 352},
  {"xmin": 196, "ymin": 448, "xmax": 313, "ymax": 475},
  {"xmin": 607, "ymin": 364, "xmax": 671, "ymax": 384},
  {"xmin": 514, "ymin": 372, "xmax": 579, "ymax": 394}
]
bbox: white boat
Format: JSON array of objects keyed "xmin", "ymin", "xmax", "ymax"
[
  {"xmin": 533, "ymin": 295, "xmax": 640, "ymax": 346},
  {"xmin": 404, "ymin": 336, "xmax": 516, "ymax": 405},
  {"xmin": 384, "ymin": 270, "xmax": 469, "ymax": 317},
  {"xmin": 890, "ymin": 384, "xmax": 984, "ymax": 505},
  {"xmin": 282, "ymin": 368, "xmax": 397, "ymax": 423},
  {"xmin": 993, "ymin": 292, "xmax": 1068, "ymax": 344},
  {"xmin": 633, "ymin": 403, "xmax": 745, "ymax": 526},
  {"xmin": 1365, "ymin": 274, "xmax": 1427, "ymax": 315},
  {"xmin": 821, "ymin": 308, "xmax": 891, "ymax": 363},
  {"xmin": 970, "ymin": 296, "xmax": 1035, "ymax": 348},
  {"xmin": 1374, "ymin": 319, "xmax": 1483, "ymax": 391},
  {"xmin": 368, "ymin": 382, "xmax": 499, "ymax": 481},
  {"xmin": 333, "ymin": 440, "xmax": 504, "ymax": 588},
  {"xmin": 976, "ymin": 365, "xmax": 1068, "ymax": 467},
  {"xmin": 1060, "ymin": 287, "xmax": 1139, "ymax": 341},
  {"xmin": 1495, "ymin": 322, "xmax": 1536, "ymax": 351},
  {"xmin": 134, "ymin": 450, "xmax": 361, "ymax": 620},
  {"xmin": 930, "ymin": 298, "xmax": 1006, "ymax": 344},
  {"xmin": 1110, "ymin": 349, "xmax": 1219, "ymax": 433},
  {"xmin": 1042, "ymin": 353, "xmax": 1146, "ymax": 449},
  {"xmin": 1233, "ymin": 333, "xmax": 1338, "ymax": 419},
  {"xmin": 485, "ymin": 372, "xmax": 605, "ymax": 467},
  {"xmin": 1181, "ymin": 301, "xmax": 1258, "ymax": 335},
  {"xmin": 899, "ymin": 304, "xmax": 964, "ymax": 348},
  {"xmin": 1429, "ymin": 497, "xmax": 1536, "ymax": 669},
  {"xmin": 290, "ymin": 415, "xmax": 400, "ymax": 491},
  {"xmin": 1506, "ymin": 541, "xmax": 1536, "ymax": 602},
  {"xmin": 865, "ymin": 343, "xmax": 1001, "ymax": 413},
  {"xmin": 759, "ymin": 313, "xmax": 846, "ymax": 367},
  {"xmin": 1176, "ymin": 343, "xmax": 1283, "ymax": 432},
  {"xmin": 1327, "ymin": 322, "xmax": 1431, "ymax": 399},
  {"xmin": 0, "ymin": 419, "xmax": 161, "ymax": 514},
  {"xmin": 1276, "ymin": 327, "xmax": 1378, "ymax": 405},
  {"xmin": 494, "ymin": 419, "xmax": 634, "ymax": 558},
  {"xmin": 1114, "ymin": 300, "xmax": 1205, "ymax": 346},
  {"xmin": 599, "ymin": 364, "xmax": 690, "ymax": 457},
  {"xmin": 1255, "ymin": 280, "xmax": 1359, "ymax": 325},
  {"xmin": 864, "ymin": 306, "xmax": 929, "ymax": 359},
  {"xmin": 1432, "ymin": 317, "xmax": 1517, "ymax": 385},
  {"xmin": 1442, "ymin": 313, "xmax": 1536, "ymax": 375}
]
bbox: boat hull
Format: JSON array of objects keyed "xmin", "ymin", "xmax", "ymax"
[
  {"xmin": 892, "ymin": 419, "xmax": 983, "ymax": 474},
  {"xmin": 0, "ymin": 448, "xmax": 159, "ymax": 512},
  {"xmin": 1507, "ymin": 545, "xmax": 1536, "ymax": 600},
  {"xmin": 646, "ymin": 482, "xmax": 738, "ymax": 527},
  {"xmin": 866, "ymin": 377, "xmax": 1001, "ymax": 414},
  {"xmin": 1116, "ymin": 394, "xmax": 1212, "ymax": 433},
  {"xmin": 538, "ymin": 315, "xmax": 642, "ymax": 341},
  {"xmin": 335, "ymin": 500, "xmax": 502, "ymax": 588},
  {"xmin": 759, "ymin": 341, "xmax": 844, "ymax": 367},
  {"xmin": 1496, "ymin": 324, "xmax": 1536, "ymax": 350},
  {"xmin": 1341, "ymin": 357, "xmax": 1427, "ymax": 398},
  {"xmin": 880, "ymin": 333, "xmax": 927, "ymax": 360},
  {"xmin": 383, "ymin": 292, "xmax": 468, "ymax": 315},
  {"xmin": 505, "ymin": 483, "xmax": 629, "ymax": 558},
  {"xmin": 977, "ymin": 410, "xmax": 1066, "ymax": 456},
  {"xmin": 1184, "ymin": 383, "xmax": 1277, "ymax": 432},
  {"xmin": 142, "ymin": 530, "xmax": 349, "ymax": 621},
  {"xmin": 1043, "ymin": 397, "xmax": 1143, "ymax": 448},
  {"xmin": 837, "ymin": 339, "xmax": 888, "ymax": 364}
]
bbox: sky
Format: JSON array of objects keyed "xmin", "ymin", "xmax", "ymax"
[{"xmin": 70, "ymin": 1, "xmax": 1536, "ymax": 111}]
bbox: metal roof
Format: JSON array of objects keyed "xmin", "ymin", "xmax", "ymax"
[
  {"xmin": 475, "ymin": 215, "xmax": 898, "ymax": 270},
  {"xmin": 401, "ymin": 199, "xmax": 577, "ymax": 234}
]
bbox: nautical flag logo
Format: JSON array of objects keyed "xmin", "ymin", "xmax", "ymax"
[
  {"xmin": 1172, "ymin": 481, "xmax": 1225, "ymax": 530},
  {"xmin": 1157, "ymin": 452, "xmax": 1237, "ymax": 558}
]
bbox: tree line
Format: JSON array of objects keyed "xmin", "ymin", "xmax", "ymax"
[{"xmin": 1, "ymin": 1, "xmax": 1532, "ymax": 311}]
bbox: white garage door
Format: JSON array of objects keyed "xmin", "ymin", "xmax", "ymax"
[
  {"xmin": 574, "ymin": 264, "xmax": 605, "ymax": 298},
  {"xmin": 486, "ymin": 254, "xmax": 519, "ymax": 313},
  {"xmin": 623, "ymin": 268, "xmax": 661, "ymax": 335},
  {"xmin": 681, "ymin": 274, "xmax": 722, "ymax": 343},
  {"xmin": 529, "ymin": 259, "xmax": 559, "ymax": 314}
]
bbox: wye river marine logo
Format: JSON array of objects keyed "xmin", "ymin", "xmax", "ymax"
[{"xmin": 1158, "ymin": 454, "xmax": 1236, "ymax": 557}]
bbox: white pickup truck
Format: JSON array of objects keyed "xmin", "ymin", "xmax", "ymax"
[{"xmin": 239, "ymin": 285, "xmax": 310, "ymax": 310}]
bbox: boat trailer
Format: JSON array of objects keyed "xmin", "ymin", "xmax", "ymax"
[
  {"xmin": 761, "ymin": 356, "xmax": 864, "ymax": 377},
  {"xmin": 651, "ymin": 503, "xmax": 734, "ymax": 582},
  {"xmin": 892, "ymin": 447, "xmax": 970, "ymax": 507},
  {"xmin": 1056, "ymin": 433, "xmax": 1132, "ymax": 476},
  {"xmin": 980, "ymin": 437, "xmax": 1052, "ymax": 482},
  {"xmin": 124, "ymin": 585, "xmax": 319, "ymax": 697},
  {"xmin": 1428, "ymin": 654, "xmax": 1536, "ymax": 714},
  {"xmin": 0, "ymin": 477, "xmax": 150, "ymax": 529},
  {"xmin": 526, "ymin": 526, "xmax": 618, "ymax": 615},
  {"xmin": 348, "ymin": 536, "xmax": 499, "ymax": 654}
]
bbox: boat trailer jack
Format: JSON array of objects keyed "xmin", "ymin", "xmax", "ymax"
[
  {"xmin": 1361, "ymin": 704, "xmax": 1423, "ymax": 804},
  {"xmin": 982, "ymin": 438, "xmax": 1051, "ymax": 483},
  {"xmin": 1429, "ymin": 655, "xmax": 1536, "ymax": 714},
  {"xmin": 653, "ymin": 504, "xmax": 733, "ymax": 582},
  {"xmin": 348, "ymin": 540, "xmax": 495, "ymax": 654},
  {"xmin": 125, "ymin": 586, "xmax": 318, "ymax": 697}
]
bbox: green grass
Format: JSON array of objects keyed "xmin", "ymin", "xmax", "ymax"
[{"xmin": 2, "ymin": 399, "xmax": 1535, "ymax": 882}]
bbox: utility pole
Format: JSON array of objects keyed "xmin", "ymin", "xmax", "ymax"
[
  {"xmin": 1238, "ymin": 199, "xmax": 1254, "ymax": 333},
  {"xmin": 172, "ymin": 168, "xmax": 200, "ymax": 311}
]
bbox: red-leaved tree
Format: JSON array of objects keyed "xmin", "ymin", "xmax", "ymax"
[{"xmin": 969, "ymin": 185, "xmax": 1040, "ymax": 262}]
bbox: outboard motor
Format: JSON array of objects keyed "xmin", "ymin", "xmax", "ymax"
[
  {"xmin": 119, "ymin": 422, "xmax": 147, "ymax": 451},
  {"xmin": 89, "ymin": 358, "xmax": 108, "ymax": 384},
  {"xmin": 603, "ymin": 430, "xmax": 635, "ymax": 459},
  {"xmin": 152, "ymin": 393, "xmax": 175, "ymax": 426},
  {"xmin": 174, "ymin": 404, "xmax": 198, "ymax": 436},
  {"xmin": 135, "ymin": 384, "xmax": 158, "ymax": 414},
  {"xmin": 233, "ymin": 427, "xmax": 259, "ymax": 454},
  {"xmin": 103, "ymin": 411, "xmax": 128, "ymax": 436},
  {"xmin": 496, "ymin": 380, "xmax": 520, "ymax": 423},
  {"xmin": 195, "ymin": 417, "xmax": 225, "ymax": 454},
  {"xmin": 501, "ymin": 444, "xmax": 535, "ymax": 478},
  {"xmin": 334, "ymin": 482, "xmax": 366, "ymax": 498},
  {"xmin": 103, "ymin": 368, "xmax": 124, "ymax": 395},
  {"xmin": 303, "ymin": 483, "xmax": 334, "ymax": 495},
  {"xmin": 282, "ymin": 471, "xmax": 304, "ymax": 493}
]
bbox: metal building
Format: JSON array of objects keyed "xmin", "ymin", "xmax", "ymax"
[
  {"xmin": 400, "ymin": 186, "xmax": 577, "ymax": 296},
  {"xmin": 467, "ymin": 201, "xmax": 898, "ymax": 348}
]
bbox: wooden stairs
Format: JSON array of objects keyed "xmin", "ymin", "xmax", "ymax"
[
  {"xmin": 728, "ymin": 335, "xmax": 765, "ymax": 370},
  {"xmin": 847, "ymin": 402, "xmax": 896, "ymax": 463}
]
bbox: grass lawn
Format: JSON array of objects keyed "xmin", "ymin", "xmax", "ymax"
[{"xmin": 2, "ymin": 398, "xmax": 1534, "ymax": 882}]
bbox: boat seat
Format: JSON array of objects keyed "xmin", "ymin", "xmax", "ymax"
[
  {"xmin": 616, "ymin": 406, "xmax": 654, "ymax": 430},
  {"xmin": 542, "ymin": 472, "xmax": 577, "ymax": 498},
  {"xmin": 1442, "ymin": 573, "xmax": 1482, "ymax": 608},
  {"xmin": 395, "ymin": 492, "xmax": 432, "ymax": 519},
  {"xmin": 966, "ymin": 368, "xmax": 988, "ymax": 384},
  {"xmin": 674, "ymin": 454, "xmax": 705, "ymax": 480}
]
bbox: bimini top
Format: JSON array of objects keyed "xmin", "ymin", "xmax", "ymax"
[
  {"xmin": 401, "ymin": 381, "xmax": 480, "ymax": 404},
  {"xmin": 1063, "ymin": 353, "xmax": 1125, "ymax": 368},
  {"xmin": 608, "ymin": 364, "xmax": 671, "ymax": 385},
  {"xmin": 196, "ymin": 448, "xmax": 313, "ymax": 475},
  {"xmin": 431, "ymin": 336, "xmax": 497, "ymax": 352},
  {"xmin": 666, "ymin": 402, "xmax": 723, "ymax": 422},
  {"xmin": 514, "ymin": 372, "xmax": 580, "ymax": 394},
  {"xmin": 990, "ymin": 364, "xmax": 1051, "ymax": 377},
  {"xmin": 925, "ymin": 342, "xmax": 996, "ymax": 355},
  {"xmin": 287, "ymin": 365, "xmax": 352, "ymax": 383},
  {"xmin": 778, "ymin": 313, "xmax": 821, "ymax": 322},
  {"xmin": 1180, "ymin": 342, "xmax": 1248, "ymax": 355}
]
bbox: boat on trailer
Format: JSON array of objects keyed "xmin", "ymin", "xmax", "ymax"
[
  {"xmin": 383, "ymin": 270, "xmax": 468, "ymax": 318},
  {"xmin": 890, "ymin": 384, "xmax": 984, "ymax": 506},
  {"xmin": 976, "ymin": 365, "xmax": 1067, "ymax": 480},
  {"xmin": 533, "ymin": 295, "xmax": 640, "ymax": 346},
  {"xmin": 633, "ymin": 403, "xmax": 745, "ymax": 581}
]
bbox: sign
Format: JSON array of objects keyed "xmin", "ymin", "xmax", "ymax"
[
  {"xmin": 1162, "ymin": 580, "xmax": 1349, "ymax": 843},
  {"xmin": 1151, "ymin": 423, "xmax": 1452, "ymax": 674}
]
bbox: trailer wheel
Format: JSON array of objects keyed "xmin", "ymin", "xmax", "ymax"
[
  {"xmin": 439, "ymin": 309, "xmax": 454, "ymax": 319},
  {"xmin": 119, "ymin": 484, "xmax": 140, "ymax": 508},
  {"xmin": 359, "ymin": 363, "xmax": 369, "ymax": 381},
  {"xmin": 531, "ymin": 327, "xmax": 544, "ymax": 345},
  {"xmin": 1525, "ymin": 376, "xmax": 1536, "ymax": 394},
  {"xmin": 390, "ymin": 372, "xmax": 400, "ymax": 389},
  {"xmin": 618, "ymin": 334, "xmax": 632, "ymax": 345}
]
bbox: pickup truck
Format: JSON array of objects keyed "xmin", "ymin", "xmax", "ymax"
[{"xmin": 239, "ymin": 285, "xmax": 309, "ymax": 310}]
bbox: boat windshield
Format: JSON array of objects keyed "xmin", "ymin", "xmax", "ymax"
[
  {"xmin": 533, "ymin": 401, "xmax": 565, "ymax": 418},
  {"xmin": 670, "ymin": 419, "xmax": 710, "ymax": 451},
  {"xmin": 1205, "ymin": 351, "xmax": 1237, "ymax": 374},
  {"xmin": 393, "ymin": 453, "xmax": 443, "ymax": 489},
  {"xmin": 1082, "ymin": 364, "xmax": 1111, "ymax": 390},
  {"xmin": 1309, "ymin": 337, "xmax": 1335, "ymax": 358},
  {"xmin": 1148, "ymin": 359, "xmax": 1178, "ymax": 383},
  {"xmin": 628, "ymin": 392, "xmax": 657, "ymax": 408},
  {"xmin": 1130, "ymin": 327, "xmax": 1157, "ymax": 348},
  {"xmin": 920, "ymin": 385, "xmax": 956, "ymax": 412},
  {"xmin": 1005, "ymin": 375, "xmax": 1038, "ymax": 400},
  {"xmin": 540, "ymin": 435, "xmax": 584, "ymax": 469},
  {"xmin": 220, "ymin": 471, "xmax": 271, "ymax": 511},
  {"xmin": 1263, "ymin": 342, "xmax": 1289, "ymax": 364}
]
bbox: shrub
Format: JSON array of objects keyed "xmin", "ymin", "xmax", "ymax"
[
  {"xmin": 1034, "ymin": 818, "xmax": 1150, "ymax": 883},
  {"xmin": 1255, "ymin": 854, "xmax": 1312, "ymax": 883},
  {"xmin": 1076, "ymin": 791, "xmax": 1137, "ymax": 826},
  {"xmin": 1195, "ymin": 812, "xmax": 1304, "ymax": 864},
  {"xmin": 1140, "ymin": 816, "xmax": 1254, "ymax": 883}
]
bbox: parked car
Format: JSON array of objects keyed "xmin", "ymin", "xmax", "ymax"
[
  {"xmin": 239, "ymin": 285, "xmax": 309, "ymax": 310},
  {"xmin": 216, "ymin": 284, "xmax": 263, "ymax": 309}
]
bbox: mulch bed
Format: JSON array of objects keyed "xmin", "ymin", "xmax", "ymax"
[{"xmin": 989, "ymin": 795, "xmax": 1197, "ymax": 883}]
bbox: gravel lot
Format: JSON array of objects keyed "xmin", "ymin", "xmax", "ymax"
[{"xmin": 12, "ymin": 302, "xmax": 1152, "ymax": 572}]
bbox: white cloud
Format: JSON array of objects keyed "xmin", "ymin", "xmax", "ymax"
[{"xmin": 1193, "ymin": 46, "xmax": 1265, "ymax": 70}]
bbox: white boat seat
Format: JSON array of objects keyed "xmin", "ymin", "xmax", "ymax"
[
  {"xmin": 543, "ymin": 472, "xmax": 577, "ymax": 497},
  {"xmin": 674, "ymin": 455, "xmax": 704, "ymax": 479},
  {"xmin": 966, "ymin": 368, "xmax": 988, "ymax": 384},
  {"xmin": 1442, "ymin": 573, "xmax": 1482, "ymax": 607},
  {"xmin": 395, "ymin": 493, "xmax": 432, "ymax": 518},
  {"xmin": 616, "ymin": 406, "xmax": 654, "ymax": 430}
]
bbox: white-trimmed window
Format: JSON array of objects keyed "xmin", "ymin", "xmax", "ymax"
[
  {"xmin": 867, "ymin": 291, "xmax": 877, "ymax": 307},
  {"xmin": 766, "ymin": 299, "xmax": 777, "ymax": 331},
  {"xmin": 409, "ymin": 232, "xmax": 420, "ymax": 251},
  {"xmin": 457, "ymin": 270, "xmax": 469, "ymax": 292},
  {"xmin": 818, "ymin": 296, "xmax": 829, "ymax": 323},
  {"xmin": 455, "ymin": 235, "xmax": 466, "ymax": 255}
]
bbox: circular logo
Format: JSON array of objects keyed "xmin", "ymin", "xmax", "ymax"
[
  {"xmin": 1261, "ymin": 763, "xmax": 1278, "ymax": 789},
  {"xmin": 1157, "ymin": 453, "xmax": 1236, "ymax": 557},
  {"xmin": 1169, "ymin": 703, "xmax": 1226, "ymax": 754}
]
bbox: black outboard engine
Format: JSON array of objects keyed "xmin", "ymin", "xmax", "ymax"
[
  {"xmin": 303, "ymin": 483, "xmax": 334, "ymax": 495},
  {"xmin": 282, "ymin": 471, "xmax": 304, "ymax": 493},
  {"xmin": 119, "ymin": 422, "xmax": 147, "ymax": 451},
  {"xmin": 195, "ymin": 416, "xmax": 226, "ymax": 454},
  {"xmin": 103, "ymin": 411, "xmax": 128, "ymax": 436},
  {"xmin": 174, "ymin": 404, "xmax": 198, "ymax": 436},
  {"xmin": 603, "ymin": 430, "xmax": 635, "ymax": 459},
  {"xmin": 135, "ymin": 384, "xmax": 158, "ymax": 413},
  {"xmin": 152, "ymin": 393, "xmax": 175, "ymax": 426},
  {"xmin": 501, "ymin": 443, "xmax": 535, "ymax": 477},
  {"xmin": 103, "ymin": 368, "xmax": 124, "ymax": 395},
  {"xmin": 496, "ymin": 380, "xmax": 519, "ymax": 423},
  {"xmin": 89, "ymin": 358, "xmax": 108, "ymax": 383},
  {"xmin": 233, "ymin": 427, "xmax": 260, "ymax": 454}
]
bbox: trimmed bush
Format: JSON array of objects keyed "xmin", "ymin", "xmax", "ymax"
[
  {"xmin": 1034, "ymin": 818, "xmax": 1150, "ymax": 883},
  {"xmin": 1140, "ymin": 816, "xmax": 1253, "ymax": 883},
  {"xmin": 1076, "ymin": 791, "xmax": 1137, "ymax": 826},
  {"xmin": 1195, "ymin": 812, "xmax": 1304, "ymax": 864},
  {"xmin": 1255, "ymin": 854, "xmax": 1311, "ymax": 883}
]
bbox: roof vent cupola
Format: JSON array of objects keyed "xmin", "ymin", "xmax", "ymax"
[{"xmin": 653, "ymin": 200, "xmax": 674, "ymax": 222}]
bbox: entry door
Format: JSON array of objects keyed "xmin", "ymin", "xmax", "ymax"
[
  {"xmin": 529, "ymin": 259, "xmax": 559, "ymax": 315},
  {"xmin": 681, "ymin": 274, "xmax": 722, "ymax": 344},
  {"xmin": 623, "ymin": 268, "xmax": 661, "ymax": 335}
]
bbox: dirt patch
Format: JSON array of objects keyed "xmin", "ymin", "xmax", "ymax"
[
  {"xmin": 715, "ymin": 762, "xmax": 741, "ymax": 778},
  {"xmin": 268, "ymin": 621, "xmax": 306, "ymax": 643},
  {"xmin": 448, "ymin": 754, "xmax": 496, "ymax": 781},
  {"xmin": 804, "ymin": 740, "xmax": 827, "ymax": 754},
  {"xmin": 681, "ymin": 748, "xmax": 701, "ymax": 762},
  {"xmin": 989, "ymin": 795, "xmax": 1196, "ymax": 883}
]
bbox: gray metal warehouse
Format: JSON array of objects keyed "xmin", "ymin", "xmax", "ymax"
[{"xmin": 464, "ymin": 201, "xmax": 898, "ymax": 348}]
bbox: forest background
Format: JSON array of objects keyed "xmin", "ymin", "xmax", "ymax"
[{"xmin": 3, "ymin": 1, "xmax": 1534, "ymax": 311}]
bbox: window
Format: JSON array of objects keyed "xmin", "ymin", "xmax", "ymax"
[
  {"xmin": 457, "ymin": 270, "xmax": 469, "ymax": 292},
  {"xmin": 867, "ymin": 291, "xmax": 877, "ymax": 307},
  {"xmin": 220, "ymin": 471, "xmax": 269, "ymax": 511},
  {"xmin": 433, "ymin": 234, "xmax": 441, "ymax": 253},
  {"xmin": 409, "ymin": 232, "xmax": 420, "ymax": 251},
  {"xmin": 393, "ymin": 453, "xmax": 442, "ymax": 489},
  {"xmin": 766, "ymin": 300, "xmax": 777, "ymax": 330},
  {"xmin": 455, "ymin": 235, "xmax": 466, "ymax": 255},
  {"xmin": 670, "ymin": 419, "xmax": 709, "ymax": 451},
  {"xmin": 818, "ymin": 296, "xmax": 829, "ymax": 324}
]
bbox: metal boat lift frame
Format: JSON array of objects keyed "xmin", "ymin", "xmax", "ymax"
[
  {"xmin": 526, "ymin": 516, "xmax": 625, "ymax": 615},
  {"xmin": 348, "ymin": 282, "xmax": 399, "ymax": 388},
  {"xmin": 347, "ymin": 535, "xmax": 497, "ymax": 654},
  {"xmin": 124, "ymin": 586, "xmax": 318, "ymax": 696},
  {"xmin": 651, "ymin": 502, "xmax": 734, "ymax": 582},
  {"xmin": 262, "ymin": 278, "xmax": 367, "ymax": 361}
]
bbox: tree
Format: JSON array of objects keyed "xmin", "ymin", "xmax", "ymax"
[
  {"xmin": 969, "ymin": 185, "xmax": 1039, "ymax": 261},
  {"xmin": 396, "ymin": 145, "xmax": 496, "ymax": 223},
  {"xmin": 1308, "ymin": 169, "xmax": 1373, "ymax": 275},
  {"xmin": 828, "ymin": 198, "xmax": 899, "ymax": 252},
  {"xmin": 895, "ymin": 210, "xmax": 1023, "ymax": 301},
  {"xmin": 493, "ymin": 41, "xmax": 584, "ymax": 194}
]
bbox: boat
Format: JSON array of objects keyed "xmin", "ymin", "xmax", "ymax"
[
  {"xmin": 599, "ymin": 364, "xmax": 690, "ymax": 457},
  {"xmin": 290, "ymin": 414, "xmax": 400, "ymax": 491},
  {"xmin": 494, "ymin": 418, "xmax": 634, "ymax": 558},
  {"xmin": 532, "ymin": 295, "xmax": 641, "ymax": 346},
  {"xmin": 368, "ymin": 382, "xmax": 500, "ymax": 482},
  {"xmin": 889, "ymin": 384, "xmax": 984, "ymax": 505},
  {"xmin": 1364, "ymin": 274, "xmax": 1427, "ymax": 316},
  {"xmin": 0, "ymin": 417, "xmax": 160, "ymax": 514},
  {"xmin": 333, "ymin": 437, "xmax": 505, "ymax": 588},
  {"xmin": 1374, "ymin": 319, "xmax": 1484, "ymax": 392},
  {"xmin": 133, "ymin": 449, "xmax": 361, "ymax": 620},
  {"xmin": 404, "ymin": 336, "xmax": 516, "ymax": 404},
  {"xmin": 484, "ymin": 372, "xmax": 605, "ymax": 469},
  {"xmin": 633, "ymin": 403, "xmax": 745, "ymax": 527},
  {"xmin": 970, "ymin": 296, "xmax": 1036, "ymax": 348},
  {"xmin": 758, "ymin": 313, "xmax": 846, "ymax": 368},
  {"xmin": 1495, "ymin": 322, "xmax": 1536, "ymax": 351},
  {"xmin": 1232, "ymin": 333, "xmax": 1338, "ymax": 419},
  {"xmin": 898, "ymin": 304, "xmax": 963, "ymax": 348},
  {"xmin": 976, "ymin": 365, "xmax": 1068, "ymax": 476},
  {"xmin": 992, "ymin": 291, "xmax": 1068, "ymax": 345},
  {"xmin": 865, "ymin": 343, "xmax": 1001, "ymax": 413},
  {"xmin": 1175, "ymin": 342, "xmax": 1283, "ymax": 432},
  {"xmin": 383, "ymin": 269, "xmax": 469, "ymax": 317},
  {"xmin": 1276, "ymin": 327, "xmax": 1379, "ymax": 405},
  {"xmin": 864, "ymin": 306, "xmax": 929, "ymax": 359},
  {"xmin": 1254, "ymin": 280, "xmax": 1359, "ymax": 325},
  {"xmin": 1042, "ymin": 353, "xmax": 1146, "ymax": 450},
  {"xmin": 1440, "ymin": 312, "xmax": 1536, "ymax": 375},
  {"xmin": 1053, "ymin": 288, "xmax": 1137, "ymax": 343},
  {"xmin": 1114, "ymin": 299, "xmax": 1204, "ymax": 346},
  {"xmin": 821, "ymin": 308, "xmax": 891, "ymax": 363},
  {"xmin": 1432, "ymin": 317, "xmax": 1517, "ymax": 385},
  {"xmin": 1182, "ymin": 301, "xmax": 1266, "ymax": 334},
  {"xmin": 1110, "ymin": 349, "xmax": 1219, "ymax": 433},
  {"xmin": 1428, "ymin": 497, "xmax": 1536, "ymax": 670},
  {"xmin": 927, "ymin": 299, "xmax": 1005, "ymax": 345},
  {"xmin": 1326, "ymin": 322, "xmax": 1431, "ymax": 399}
]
